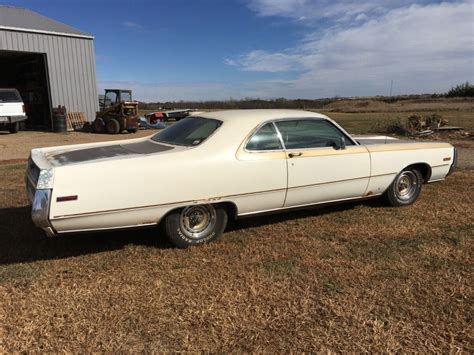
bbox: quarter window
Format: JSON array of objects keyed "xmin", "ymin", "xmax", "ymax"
[
  {"xmin": 275, "ymin": 119, "xmax": 354, "ymax": 149},
  {"xmin": 246, "ymin": 123, "xmax": 282, "ymax": 151},
  {"xmin": 151, "ymin": 117, "xmax": 222, "ymax": 146}
]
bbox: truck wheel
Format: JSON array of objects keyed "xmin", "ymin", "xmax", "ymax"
[
  {"xmin": 105, "ymin": 119, "xmax": 120, "ymax": 134},
  {"xmin": 384, "ymin": 168, "xmax": 422, "ymax": 207},
  {"xmin": 8, "ymin": 122, "xmax": 19, "ymax": 133},
  {"xmin": 164, "ymin": 204, "xmax": 227, "ymax": 248},
  {"xmin": 93, "ymin": 118, "xmax": 105, "ymax": 133}
]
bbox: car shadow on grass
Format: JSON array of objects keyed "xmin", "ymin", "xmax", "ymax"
[
  {"xmin": 0, "ymin": 206, "xmax": 173, "ymax": 265},
  {"xmin": 226, "ymin": 197, "xmax": 385, "ymax": 232},
  {"xmin": 0, "ymin": 198, "xmax": 386, "ymax": 265}
]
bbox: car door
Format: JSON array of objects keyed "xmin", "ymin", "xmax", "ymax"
[{"xmin": 274, "ymin": 118, "xmax": 371, "ymax": 208}]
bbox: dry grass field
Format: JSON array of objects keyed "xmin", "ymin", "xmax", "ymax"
[{"xmin": 0, "ymin": 99, "xmax": 473, "ymax": 352}]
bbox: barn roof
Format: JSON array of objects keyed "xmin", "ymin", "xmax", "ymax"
[{"xmin": 0, "ymin": 6, "xmax": 93, "ymax": 39}]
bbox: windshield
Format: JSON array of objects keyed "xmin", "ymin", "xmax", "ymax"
[
  {"xmin": 121, "ymin": 91, "xmax": 132, "ymax": 101},
  {"xmin": 151, "ymin": 117, "xmax": 222, "ymax": 146},
  {"xmin": 0, "ymin": 89, "xmax": 21, "ymax": 103}
]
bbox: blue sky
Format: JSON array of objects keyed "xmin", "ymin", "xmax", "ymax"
[{"xmin": 6, "ymin": 0, "xmax": 474, "ymax": 101}]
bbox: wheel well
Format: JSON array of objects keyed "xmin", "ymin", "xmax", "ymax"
[
  {"xmin": 406, "ymin": 163, "xmax": 432, "ymax": 182},
  {"xmin": 158, "ymin": 201, "xmax": 238, "ymax": 226},
  {"xmin": 216, "ymin": 202, "xmax": 238, "ymax": 221}
]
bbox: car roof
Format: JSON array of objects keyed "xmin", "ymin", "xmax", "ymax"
[
  {"xmin": 199, "ymin": 109, "xmax": 329, "ymax": 126},
  {"xmin": 187, "ymin": 110, "xmax": 345, "ymax": 150}
]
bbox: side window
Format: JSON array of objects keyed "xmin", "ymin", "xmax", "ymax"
[
  {"xmin": 275, "ymin": 119, "xmax": 354, "ymax": 149},
  {"xmin": 245, "ymin": 123, "xmax": 283, "ymax": 151},
  {"xmin": 104, "ymin": 91, "xmax": 117, "ymax": 107}
]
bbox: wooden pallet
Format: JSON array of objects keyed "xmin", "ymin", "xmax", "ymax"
[{"xmin": 66, "ymin": 112, "xmax": 86, "ymax": 131}]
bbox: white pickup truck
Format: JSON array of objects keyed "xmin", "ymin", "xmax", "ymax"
[{"xmin": 0, "ymin": 88, "xmax": 27, "ymax": 133}]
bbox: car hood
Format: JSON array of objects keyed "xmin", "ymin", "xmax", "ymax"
[{"xmin": 46, "ymin": 140, "xmax": 176, "ymax": 167}]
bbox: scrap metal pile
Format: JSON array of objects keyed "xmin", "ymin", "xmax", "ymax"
[{"xmin": 406, "ymin": 114, "xmax": 468, "ymax": 138}]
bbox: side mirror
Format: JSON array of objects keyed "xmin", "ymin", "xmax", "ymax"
[
  {"xmin": 332, "ymin": 136, "xmax": 346, "ymax": 150},
  {"xmin": 340, "ymin": 136, "xmax": 346, "ymax": 150}
]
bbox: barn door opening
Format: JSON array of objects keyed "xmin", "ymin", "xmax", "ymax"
[{"xmin": 0, "ymin": 50, "xmax": 53, "ymax": 129}]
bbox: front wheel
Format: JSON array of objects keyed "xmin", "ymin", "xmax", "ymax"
[
  {"xmin": 164, "ymin": 204, "xmax": 227, "ymax": 248},
  {"xmin": 384, "ymin": 168, "xmax": 422, "ymax": 207}
]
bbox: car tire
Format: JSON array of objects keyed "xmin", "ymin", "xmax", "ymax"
[
  {"xmin": 384, "ymin": 168, "xmax": 423, "ymax": 207},
  {"xmin": 164, "ymin": 204, "xmax": 227, "ymax": 248},
  {"xmin": 93, "ymin": 118, "xmax": 105, "ymax": 133},
  {"xmin": 105, "ymin": 119, "xmax": 120, "ymax": 134},
  {"xmin": 9, "ymin": 122, "xmax": 19, "ymax": 133}
]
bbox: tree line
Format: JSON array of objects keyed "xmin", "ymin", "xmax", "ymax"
[{"xmin": 138, "ymin": 82, "xmax": 474, "ymax": 110}]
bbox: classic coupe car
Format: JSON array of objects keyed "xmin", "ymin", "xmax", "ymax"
[{"xmin": 26, "ymin": 110, "xmax": 456, "ymax": 248}]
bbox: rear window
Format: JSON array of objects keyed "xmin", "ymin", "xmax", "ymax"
[
  {"xmin": 151, "ymin": 117, "xmax": 222, "ymax": 146},
  {"xmin": 0, "ymin": 89, "xmax": 21, "ymax": 103}
]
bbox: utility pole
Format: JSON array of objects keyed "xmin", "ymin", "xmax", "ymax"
[{"xmin": 390, "ymin": 80, "xmax": 393, "ymax": 97}]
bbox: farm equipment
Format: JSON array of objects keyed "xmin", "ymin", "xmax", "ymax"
[{"xmin": 93, "ymin": 89, "xmax": 139, "ymax": 134}]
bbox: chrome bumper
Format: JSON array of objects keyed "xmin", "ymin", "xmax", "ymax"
[
  {"xmin": 447, "ymin": 147, "xmax": 457, "ymax": 176},
  {"xmin": 30, "ymin": 189, "xmax": 55, "ymax": 237}
]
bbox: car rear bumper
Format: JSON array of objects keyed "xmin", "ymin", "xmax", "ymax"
[
  {"xmin": 447, "ymin": 147, "xmax": 457, "ymax": 176},
  {"xmin": 0, "ymin": 115, "xmax": 27, "ymax": 124},
  {"xmin": 28, "ymin": 187, "xmax": 55, "ymax": 237}
]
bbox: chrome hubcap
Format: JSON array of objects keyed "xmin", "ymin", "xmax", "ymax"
[
  {"xmin": 395, "ymin": 171, "xmax": 418, "ymax": 201},
  {"xmin": 180, "ymin": 205, "xmax": 216, "ymax": 239}
]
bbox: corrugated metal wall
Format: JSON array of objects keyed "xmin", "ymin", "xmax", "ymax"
[{"xmin": 0, "ymin": 30, "xmax": 98, "ymax": 122}]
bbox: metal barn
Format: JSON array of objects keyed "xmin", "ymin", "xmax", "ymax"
[{"xmin": 0, "ymin": 6, "xmax": 98, "ymax": 129}]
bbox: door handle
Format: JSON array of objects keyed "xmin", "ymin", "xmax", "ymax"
[{"xmin": 288, "ymin": 152, "xmax": 303, "ymax": 158}]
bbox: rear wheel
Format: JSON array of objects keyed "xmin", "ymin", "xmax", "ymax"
[
  {"xmin": 105, "ymin": 119, "xmax": 120, "ymax": 134},
  {"xmin": 164, "ymin": 204, "xmax": 227, "ymax": 248},
  {"xmin": 93, "ymin": 118, "xmax": 105, "ymax": 133},
  {"xmin": 384, "ymin": 168, "xmax": 422, "ymax": 207},
  {"xmin": 8, "ymin": 122, "xmax": 19, "ymax": 133}
]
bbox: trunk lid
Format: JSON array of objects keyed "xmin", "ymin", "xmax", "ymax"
[{"xmin": 45, "ymin": 140, "xmax": 179, "ymax": 166}]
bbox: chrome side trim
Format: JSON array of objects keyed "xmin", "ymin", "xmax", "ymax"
[
  {"xmin": 427, "ymin": 178, "xmax": 445, "ymax": 183},
  {"xmin": 56, "ymin": 222, "xmax": 157, "ymax": 234},
  {"xmin": 237, "ymin": 194, "xmax": 383, "ymax": 217}
]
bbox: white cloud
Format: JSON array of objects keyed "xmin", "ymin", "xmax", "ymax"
[
  {"xmin": 247, "ymin": 0, "xmax": 418, "ymax": 23},
  {"xmin": 227, "ymin": 1, "xmax": 474, "ymax": 97},
  {"xmin": 225, "ymin": 50, "xmax": 302, "ymax": 72},
  {"xmin": 121, "ymin": 21, "xmax": 144, "ymax": 30}
]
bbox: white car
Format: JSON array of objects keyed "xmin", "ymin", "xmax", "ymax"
[
  {"xmin": 26, "ymin": 110, "xmax": 456, "ymax": 248},
  {"xmin": 0, "ymin": 88, "xmax": 27, "ymax": 133}
]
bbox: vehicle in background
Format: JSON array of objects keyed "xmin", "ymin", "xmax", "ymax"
[
  {"xmin": 93, "ymin": 89, "xmax": 139, "ymax": 134},
  {"xmin": 25, "ymin": 110, "xmax": 456, "ymax": 248},
  {"xmin": 145, "ymin": 109, "xmax": 193, "ymax": 122},
  {"xmin": 0, "ymin": 88, "xmax": 27, "ymax": 133}
]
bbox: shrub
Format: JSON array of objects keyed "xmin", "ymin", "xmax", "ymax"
[{"xmin": 446, "ymin": 82, "xmax": 474, "ymax": 97}]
